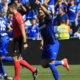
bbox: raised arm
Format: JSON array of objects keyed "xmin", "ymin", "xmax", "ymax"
[{"xmin": 36, "ymin": 1, "xmax": 51, "ymax": 19}]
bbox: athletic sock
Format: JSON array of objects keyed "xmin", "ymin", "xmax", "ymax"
[
  {"xmin": 19, "ymin": 60, "xmax": 35, "ymax": 72},
  {"xmin": 14, "ymin": 61, "xmax": 20, "ymax": 80},
  {"xmin": 0, "ymin": 60, "xmax": 6, "ymax": 75},
  {"xmin": 55, "ymin": 61, "xmax": 64, "ymax": 66},
  {"xmin": 49, "ymin": 64, "xmax": 59, "ymax": 80},
  {"xmin": 2, "ymin": 57, "xmax": 13, "ymax": 62}
]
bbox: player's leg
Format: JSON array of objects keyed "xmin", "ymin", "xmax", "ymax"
[
  {"xmin": 13, "ymin": 37, "xmax": 38, "ymax": 80},
  {"xmin": 0, "ymin": 60, "xmax": 4, "ymax": 79},
  {"xmin": 2, "ymin": 56, "xmax": 13, "ymax": 62},
  {"xmin": 49, "ymin": 60, "xmax": 59, "ymax": 80},
  {"xmin": 1, "ymin": 36, "xmax": 13, "ymax": 80},
  {"xmin": 41, "ymin": 44, "xmax": 60, "ymax": 80},
  {"xmin": 18, "ymin": 36, "xmax": 38, "ymax": 80},
  {"xmin": 41, "ymin": 59, "xmax": 59, "ymax": 80},
  {"xmin": 1, "ymin": 36, "xmax": 13, "ymax": 62},
  {"xmin": 0, "ymin": 38, "xmax": 7, "ymax": 78},
  {"xmin": 54, "ymin": 43, "xmax": 70, "ymax": 71}
]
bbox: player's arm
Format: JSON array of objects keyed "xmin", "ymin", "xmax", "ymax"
[
  {"xmin": 20, "ymin": 3, "xmax": 27, "ymax": 12},
  {"xmin": 37, "ymin": 32, "xmax": 40, "ymax": 40},
  {"xmin": 7, "ymin": 23, "xmax": 12, "ymax": 33},
  {"xmin": 64, "ymin": 0, "xmax": 68, "ymax": 5},
  {"xmin": 75, "ymin": 13, "xmax": 78, "ymax": 22},
  {"xmin": 16, "ymin": 15, "xmax": 28, "ymax": 49},
  {"xmin": 36, "ymin": 1, "xmax": 51, "ymax": 19},
  {"xmin": 67, "ymin": 19, "xmax": 69, "ymax": 25},
  {"xmin": 19, "ymin": 24, "xmax": 28, "ymax": 49},
  {"xmin": 40, "ymin": 39, "xmax": 44, "ymax": 50}
]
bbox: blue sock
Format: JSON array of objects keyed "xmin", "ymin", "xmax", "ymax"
[
  {"xmin": 0, "ymin": 60, "xmax": 6, "ymax": 75},
  {"xmin": 55, "ymin": 61, "xmax": 63, "ymax": 66},
  {"xmin": 2, "ymin": 57, "xmax": 13, "ymax": 62},
  {"xmin": 49, "ymin": 64, "xmax": 59, "ymax": 80}
]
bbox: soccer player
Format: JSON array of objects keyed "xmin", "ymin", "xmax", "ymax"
[
  {"xmin": 36, "ymin": 1, "xmax": 70, "ymax": 80},
  {"xmin": 8, "ymin": 3, "xmax": 38, "ymax": 80},
  {"xmin": 0, "ymin": 12, "xmax": 13, "ymax": 80}
]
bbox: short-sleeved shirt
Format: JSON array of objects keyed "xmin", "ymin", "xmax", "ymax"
[
  {"xmin": 57, "ymin": 13, "xmax": 69, "ymax": 25},
  {"xmin": 68, "ymin": 4, "xmax": 79, "ymax": 20},
  {"xmin": 12, "ymin": 12, "xmax": 25, "ymax": 38},
  {"xmin": 28, "ymin": 25, "xmax": 39, "ymax": 38}
]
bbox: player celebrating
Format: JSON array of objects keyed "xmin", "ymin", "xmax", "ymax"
[
  {"xmin": 0, "ymin": 12, "xmax": 13, "ymax": 80},
  {"xmin": 8, "ymin": 3, "xmax": 38, "ymax": 80},
  {"xmin": 36, "ymin": 1, "xmax": 70, "ymax": 80}
]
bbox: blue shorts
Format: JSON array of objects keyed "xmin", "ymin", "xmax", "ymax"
[
  {"xmin": 0, "ymin": 35, "xmax": 9, "ymax": 57},
  {"xmin": 41, "ymin": 42, "xmax": 59, "ymax": 60}
]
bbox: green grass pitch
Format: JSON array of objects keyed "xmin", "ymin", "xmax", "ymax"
[{"xmin": 1, "ymin": 65, "xmax": 80, "ymax": 80}]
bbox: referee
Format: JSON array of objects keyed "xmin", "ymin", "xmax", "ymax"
[{"xmin": 8, "ymin": 3, "xmax": 38, "ymax": 80}]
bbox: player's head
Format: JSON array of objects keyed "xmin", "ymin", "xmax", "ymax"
[
  {"xmin": 58, "ymin": 0, "xmax": 62, "ymax": 5},
  {"xmin": 39, "ymin": 4, "xmax": 48, "ymax": 19},
  {"xmin": 8, "ymin": 3, "xmax": 17, "ymax": 14},
  {"xmin": 14, "ymin": 0, "xmax": 19, "ymax": 4},
  {"xmin": 70, "ymin": 0, "xmax": 74, "ymax": 5},
  {"xmin": 59, "ymin": 8, "xmax": 64, "ymax": 14},
  {"xmin": 32, "ymin": 18, "xmax": 36, "ymax": 26}
]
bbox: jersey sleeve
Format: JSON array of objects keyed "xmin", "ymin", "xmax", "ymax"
[{"xmin": 16, "ymin": 14, "xmax": 24, "ymax": 25}]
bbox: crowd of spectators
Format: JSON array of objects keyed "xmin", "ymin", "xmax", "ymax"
[{"xmin": 1, "ymin": 0, "xmax": 80, "ymax": 40}]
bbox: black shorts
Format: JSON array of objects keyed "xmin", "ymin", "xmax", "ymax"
[{"xmin": 13, "ymin": 36, "xmax": 23, "ymax": 54}]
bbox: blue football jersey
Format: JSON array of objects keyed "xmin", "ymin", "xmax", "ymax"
[
  {"xmin": 39, "ymin": 16, "xmax": 58, "ymax": 45},
  {"xmin": 68, "ymin": 4, "xmax": 79, "ymax": 20},
  {"xmin": 0, "ymin": 17, "xmax": 8, "ymax": 33},
  {"xmin": 29, "ymin": 25, "xmax": 39, "ymax": 38}
]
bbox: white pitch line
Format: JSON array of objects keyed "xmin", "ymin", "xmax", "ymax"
[{"xmin": 20, "ymin": 73, "xmax": 80, "ymax": 76}]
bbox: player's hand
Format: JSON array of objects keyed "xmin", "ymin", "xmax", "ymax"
[
  {"xmin": 23, "ymin": 43, "xmax": 28, "ymax": 50},
  {"xmin": 36, "ymin": 1, "xmax": 41, "ymax": 7},
  {"xmin": 40, "ymin": 46, "xmax": 43, "ymax": 50}
]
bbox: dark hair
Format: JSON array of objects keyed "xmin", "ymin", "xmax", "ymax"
[
  {"xmin": 59, "ymin": 7, "xmax": 64, "ymax": 12},
  {"xmin": 8, "ymin": 2, "xmax": 17, "ymax": 9},
  {"xmin": 61, "ymin": 19, "xmax": 66, "ymax": 23}
]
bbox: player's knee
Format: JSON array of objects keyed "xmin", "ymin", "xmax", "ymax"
[
  {"xmin": 13, "ymin": 56, "xmax": 17, "ymax": 61},
  {"xmin": 0, "ymin": 57, "xmax": 5, "ymax": 60},
  {"xmin": 13, "ymin": 52, "xmax": 21, "ymax": 60},
  {"xmin": 49, "ymin": 60, "xmax": 55, "ymax": 64}
]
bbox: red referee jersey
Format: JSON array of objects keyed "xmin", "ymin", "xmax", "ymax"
[{"xmin": 12, "ymin": 12, "xmax": 25, "ymax": 38}]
